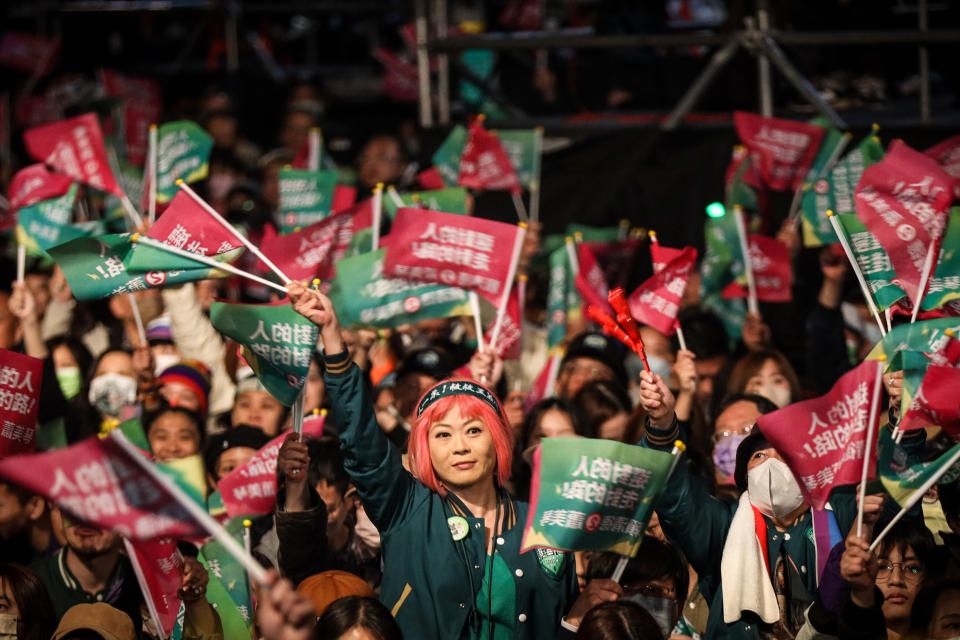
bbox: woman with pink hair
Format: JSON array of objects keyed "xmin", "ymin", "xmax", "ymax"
[{"xmin": 287, "ymin": 283, "xmax": 613, "ymax": 640}]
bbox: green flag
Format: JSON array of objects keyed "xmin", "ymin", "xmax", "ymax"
[
  {"xmin": 328, "ymin": 249, "xmax": 471, "ymax": 329},
  {"xmin": 199, "ymin": 520, "xmax": 254, "ymax": 630},
  {"xmin": 801, "ymin": 134, "xmax": 885, "ymax": 248},
  {"xmin": 838, "ymin": 213, "xmax": 906, "ymax": 310},
  {"xmin": 922, "ymin": 208, "xmax": 960, "ymax": 311},
  {"xmin": 493, "ymin": 129, "xmax": 540, "ymax": 190},
  {"xmin": 15, "ymin": 185, "xmax": 105, "ymax": 256},
  {"xmin": 343, "ymin": 227, "xmax": 375, "ymax": 258},
  {"xmin": 383, "ymin": 187, "xmax": 469, "ymax": 220},
  {"xmin": 700, "ymin": 208, "xmax": 744, "ymax": 298},
  {"xmin": 867, "ymin": 317, "xmax": 960, "ymax": 362},
  {"xmin": 885, "ymin": 350, "xmax": 930, "ymax": 425},
  {"xmin": 879, "ymin": 435, "xmax": 960, "ymax": 507},
  {"xmin": 192, "ymin": 549, "xmax": 253, "ymax": 638},
  {"xmin": 277, "ymin": 168, "xmax": 339, "ymax": 234},
  {"xmin": 47, "ymin": 233, "xmax": 225, "ymax": 300},
  {"xmin": 209, "ymin": 300, "xmax": 318, "ymax": 406},
  {"xmin": 35, "ymin": 418, "xmax": 68, "ymax": 451},
  {"xmin": 156, "ymin": 121, "xmax": 214, "ymax": 203},
  {"xmin": 566, "ymin": 224, "xmax": 622, "ymax": 243},
  {"xmin": 432, "ymin": 125, "xmax": 468, "ymax": 186},
  {"xmin": 522, "ymin": 438, "xmax": 675, "ymax": 557},
  {"xmin": 116, "ymin": 417, "xmax": 151, "ymax": 453},
  {"xmin": 156, "ymin": 455, "xmax": 208, "ymax": 506},
  {"xmin": 547, "ymin": 247, "xmax": 569, "ymax": 350}
]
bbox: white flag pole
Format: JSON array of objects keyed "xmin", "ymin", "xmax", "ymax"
[
  {"xmin": 827, "ymin": 211, "xmax": 886, "ymax": 336},
  {"xmin": 308, "ymin": 128, "xmax": 322, "ymax": 171},
  {"xmin": 16, "ymin": 243, "xmax": 25, "ymax": 285},
  {"xmin": 176, "ymin": 181, "xmax": 291, "ymax": 284},
  {"xmin": 128, "ymin": 293, "xmax": 147, "ymax": 347},
  {"xmin": 489, "ymin": 224, "xmax": 527, "ymax": 348},
  {"xmin": 470, "ymin": 291, "xmax": 485, "ymax": 353},
  {"xmin": 856, "ymin": 357, "xmax": 886, "ymax": 538},
  {"xmin": 910, "ymin": 242, "xmax": 938, "ymax": 324},
  {"xmin": 147, "ymin": 124, "xmax": 158, "ymax": 224},
  {"xmin": 732, "ymin": 205, "xmax": 758, "ymax": 315},
  {"xmin": 371, "ymin": 183, "xmax": 383, "ymax": 252},
  {"xmin": 130, "ymin": 234, "xmax": 288, "ymax": 294}
]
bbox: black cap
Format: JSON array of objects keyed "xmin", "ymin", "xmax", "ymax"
[
  {"xmin": 203, "ymin": 425, "xmax": 271, "ymax": 476},
  {"xmin": 734, "ymin": 429, "xmax": 772, "ymax": 492},
  {"xmin": 561, "ymin": 332, "xmax": 628, "ymax": 385},
  {"xmin": 396, "ymin": 347, "xmax": 455, "ymax": 382}
]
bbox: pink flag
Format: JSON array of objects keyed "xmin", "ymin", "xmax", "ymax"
[
  {"xmin": 574, "ymin": 241, "xmax": 613, "ymax": 314},
  {"xmin": 333, "ymin": 185, "xmax": 357, "ymax": 213},
  {"xmin": 757, "ymin": 360, "xmax": 883, "ymax": 510},
  {"xmin": 0, "ymin": 350, "xmax": 43, "ymax": 456},
  {"xmin": 147, "ymin": 190, "xmax": 244, "ymax": 257},
  {"xmin": 901, "ymin": 365, "xmax": 960, "ymax": 435},
  {"xmin": 649, "ymin": 242, "xmax": 685, "ymax": 273},
  {"xmin": 382, "ymin": 207, "xmax": 525, "ymax": 305},
  {"xmin": 587, "ymin": 238, "xmax": 643, "ymax": 289},
  {"xmin": 0, "ymin": 433, "xmax": 206, "ymax": 540},
  {"xmin": 524, "ymin": 353, "xmax": 562, "ymax": 412},
  {"xmin": 734, "ymin": 112, "xmax": 825, "ymax": 191},
  {"xmin": 458, "ymin": 122, "xmax": 521, "ymax": 193},
  {"xmin": 855, "ymin": 140, "xmax": 954, "ymax": 306},
  {"xmin": 101, "ymin": 70, "xmax": 162, "ymax": 167},
  {"xmin": 722, "ymin": 235, "xmax": 793, "ymax": 303},
  {"xmin": 484, "ymin": 285, "xmax": 522, "ymax": 360},
  {"xmin": 124, "ymin": 538, "xmax": 183, "ymax": 636},
  {"xmin": 219, "ymin": 421, "xmax": 324, "ymax": 519},
  {"xmin": 258, "ymin": 199, "xmax": 373, "ymax": 282},
  {"xmin": 7, "ymin": 163, "xmax": 73, "ymax": 211},
  {"xmin": 374, "ymin": 47, "xmax": 420, "ymax": 102},
  {"xmin": 925, "ymin": 134, "xmax": 960, "ymax": 199},
  {"xmin": 419, "ymin": 166, "xmax": 447, "ymax": 190},
  {"xmin": 628, "ymin": 246, "xmax": 697, "ymax": 336},
  {"xmin": 23, "ymin": 113, "xmax": 124, "ymax": 197}
]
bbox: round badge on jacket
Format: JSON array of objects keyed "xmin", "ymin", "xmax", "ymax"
[{"xmin": 448, "ymin": 516, "xmax": 469, "ymax": 541}]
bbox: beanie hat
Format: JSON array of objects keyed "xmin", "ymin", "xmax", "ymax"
[
  {"xmin": 733, "ymin": 429, "xmax": 772, "ymax": 492},
  {"xmin": 297, "ymin": 570, "xmax": 374, "ymax": 616},
  {"xmin": 561, "ymin": 332, "xmax": 628, "ymax": 385},
  {"xmin": 203, "ymin": 425, "xmax": 271, "ymax": 476},
  {"xmin": 146, "ymin": 314, "xmax": 173, "ymax": 344},
  {"xmin": 158, "ymin": 360, "xmax": 212, "ymax": 414}
]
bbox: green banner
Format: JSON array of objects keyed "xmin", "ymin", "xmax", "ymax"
[
  {"xmin": 209, "ymin": 301, "xmax": 318, "ymax": 406},
  {"xmin": 156, "ymin": 121, "xmax": 214, "ymax": 203},
  {"xmin": 328, "ymin": 249, "xmax": 471, "ymax": 329},
  {"xmin": 923, "ymin": 208, "xmax": 960, "ymax": 310},
  {"xmin": 199, "ymin": 519, "xmax": 254, "ymax": 630},
  {"xmin": 383, "ymin": 187, "xmax": 469, "ymax": 220},
  {"xmin": 879, "ymin": 436, "xmax": 960, "ymax": 507},
  {"xmin": 432, "ymin": 125, "xmax": 468, "ymax": 186},
  {"xmin": 193, "ymin": 548, "xmax": 253, "ymax": 638},
  {"xmin": 701, "ymin": 208, "xmax": 744, "ymax": 298},
  {"xmin": 547, "ymin": 247, "xmax": 569, "ymax": 350},
  {"xmin": 867, "ymin": 317, "xmax": 960, "ymax": 362},
  {"xmin": 493, "ymin": 129, "xmax": 540, "ymax": 189},
  {"xmin": 15, "ymin": 185, "xmax": 105, "ymax": 256},
  {"xmin": 523, "ymin": 438, "xmax": 674, "ymax": 557},
  {"xmin": 277, "ymin": 168, "xmax": 339, "ymax": 234},
  {"xmin": 838, "ymin": 213, "xmax": 907, "ymax": 310}
]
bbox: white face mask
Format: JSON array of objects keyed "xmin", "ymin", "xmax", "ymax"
[
  {"xmin": 747, "ymin": 458, "xmax": 805, "ymax": 519},
  {"xmin": 0, "ymin": 613, "xmax": 17, "ymax": 639},
  {"xmin": 154, "ymin": 353, "xmax": 181, "ymax": 376},
  {"xmin": 88, "ymin": 373, "xmax": 138, "ymax": 418},
  {"xmin": 756, "ymin": 383, "xmax": 791, "ymax": 409}
]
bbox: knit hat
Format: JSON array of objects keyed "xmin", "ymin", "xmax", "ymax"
[
  {"xmin": 146, "ymin": 314, "xmax": 173, "ymax": 344},
  {"xmin": 203, "ymin": 425, "xmax": 271, "ymax": 476},
  {"xmin": 53, "ymin": 603, "xmax": 136, "ymax": 640},
  {"xmin": 297, "ymin": 570, "xmax": 374, "ymax": 616},
  {"xmin": 158, "ymin": 360, "xmax": 212, "ymax": 414},
  {"xmin": 561, "ymin": 331, "xmax": 628, "ymax": 385},
  {"xmin": 733, "ymin": 429, "xmax": 773, "ymax": 492}
]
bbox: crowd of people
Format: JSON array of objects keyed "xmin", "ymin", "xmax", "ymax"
[{"xmin": 0, "ymin": 61, "xmax": 959, "ymax": 640}]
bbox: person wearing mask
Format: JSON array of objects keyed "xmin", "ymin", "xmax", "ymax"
[
  {"xmin": 635, "ymin": 369, "xmax": 855, "ymax": 639},
  {"xmin": 726, "ymin": 350, "xmax": 802, "ymax": 409},
  {"xmin": 87, "ymin": 350, "xmax": 139, "ymax": 426},
  {"xmin": 287, "ymin": 283, "xmax": 615, "ymax": 639},
  {"xmin": 0, "ymin": 563, "xmax": 57, "ymax": 640},
  {"xmin": 555, "ymin": 332, "xmax": 628, "ymax": 401},
  {"xmin": 710, "ymin": 394, "xmax": 778, "ymax": 493}
]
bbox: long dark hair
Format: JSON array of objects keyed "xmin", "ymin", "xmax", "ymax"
[
  {"xmin": 313, "ymin": 596, "xmax": 403, "ymax": 640},
  {"xmin": 0, "ymin": 563, "xmax": 57, "ymax": 640}
]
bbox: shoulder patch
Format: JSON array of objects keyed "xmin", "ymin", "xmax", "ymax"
[{"xmin": 535, "ymin": 547, "xmax": 565, "ymax": 576}]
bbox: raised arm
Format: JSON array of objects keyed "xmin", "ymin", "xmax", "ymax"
[{"xmin": 287, "ymin": 282, "xmax": 419, "ymax": 532}]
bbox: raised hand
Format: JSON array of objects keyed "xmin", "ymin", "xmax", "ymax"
[
  {"xmin": 638, "ymin": 370, "xmax": 676, "ymax": 430},
  {"xmin": 256, "ymin": 570, "xmax": 316, "ymax": 640},
  {"xmin": 286, "ymin": 282, "xmax": 344, "ymax": 354}
]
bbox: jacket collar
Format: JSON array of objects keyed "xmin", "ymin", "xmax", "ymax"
[{"xmin": 445, "ymin": 486, "xmax": 519, "ymax": 532}]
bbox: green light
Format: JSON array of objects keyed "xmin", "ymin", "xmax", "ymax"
[{"xmin": 706, "ymin": 202, "xmax": 725, "ymax": 218}]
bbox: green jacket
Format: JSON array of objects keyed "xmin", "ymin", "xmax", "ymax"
[{"xmin": 324, "ymin": 351, "xmax": 580, "ymax": 640}]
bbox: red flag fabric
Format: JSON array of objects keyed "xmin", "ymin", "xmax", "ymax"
[
  {"xmin": 587, "ymin": 238, "xmax": 643, "ymax": 289},
  {"xmin": 23, "ymin": 113, "xmax": 124, "ymax": 197},
  {"xmin": 628, "ymin": 246, "xmax": 697, "ymax": 336},
  {"xmin": 332, "ymin": 185, "xmax": 357, "ymax": 213},
  {"xmin": 649, "ymin": 242, "xmax": 685, "ymax": 273},
  {"xmin": 7, "ymin": 163, "xmax": 73, "ymax": 211},
  {"xmin": 855, "ymin": 140, "xmax": 954, "ymax": 306},
  {"xmin": 0, "ymin": 32, "xmax": 59, "ymax": 76},
  {"xmin": 458, "ymin": 122, "xmax": 521, "ymax": 193},
  {"xmin": 574, "ymin": 241, "xmax": 613, "ymax": 314},
  {"xmin": 722, "ymin": 235, "xmax": 793, "ymax": 303},
  {"xmin": 292, "ymin": 141, "xmax": 309, "ymax": 170},
  {"xmin": 258, "ymin": 199, "xmax": 373, "ymax": 282},
  {"xmin": 757, "ymin": 360, "xmax": 883, "ymax": 510},
  {"xmin": 524, "ymin": 353, "xmax": 562, "ymax": 413},
  {"xmin": 219, "ymin": 420, "xmax": 324, "ymax": 518},
  {"xmin": 101, "ymin": 70, "xmax": 162, "ymax": 167},
  {"xmin": 734, "ymin": 112, "xmax": 825, "ymax": 191},
  {"xmin": 382, "ymin": 207, "xmax": 525, "ymax": 306},
  {"xmin": 0, "ymin": 350, "xmax": 43, "ymax": 456},
  {"xmin": 124, "ymin": 538, "xmax": 183, "ymax": 636},
  {"xmin": 925, "ymin": 135, "xmax": 960, "ymax": 199},
  {"xmin": 147, "ymin": 191, "xmax": 244, "ymax": 257},
  {"xmin": 374, "ymin": 47, "xmax": 420, "ymax": 102},
  {"xmin": 901, "ymin": 365, "xmax": 960, "ymax": 435},
  {"xmin": 418, "ymin": 166, "xmax": 447, "ymax": 190},
  {"xmin": 484, "ymin": 285, "xmax": 522, "ymax": 360},
  {"xmin": 0, "ymin": 432, "xmax": 205, "ymax": 540}
]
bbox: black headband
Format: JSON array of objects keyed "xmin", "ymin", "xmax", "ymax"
[{"xmin": 416, "ymin": 380, "xmax": 501, "ymax": 418}]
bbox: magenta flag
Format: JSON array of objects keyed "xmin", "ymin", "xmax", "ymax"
[
  {"xmin": 23, "ymin": 113, "xmax": 124, "ymax": 197},
  {"xmin": 574, "ymin": 241, "xmax": 613, "ymax": 314},
  {"xmin": 258, "ymin": 199, "xmax": 373, "ymax": 282},
  {"xmin": 0, "ymin": 433, "xmax": 206, "ymax": 540},
  {"xmin": 7, "ymin": 164, "xmax": 73, "ymax": 212},
  {"xmin": 0, "ymin": 349, "xmax": 43, "ymax": 456},
  {"xmin": 855, "ymin": 140, "xmax": 955, "ymax": 307},
  {"xmin": 382, "ymin": 207, "xmax": 525, "ymax": 306},
  {"xmin": 902, "ymin": 365, "xmax": 960, "ymax": 435},
  {"xmin": 757, "ymin": 360, "xmax": 883, "ymax": 510},
  {"xmin": 628, "ymin": 246, "xmax": 697, "ymax": 336},
  {"xmin": 722, "ymin": 234, "xmax": 793, "ymax": 303},
  {"xmin": 484, "ymin": 285, "xmax": 522, "ymax": 360},
  {"xmin": 147, "ymin": 191, "xmax": 244, "ymax": 257},
  {"xmin": 925, "ymin": 134, "xmax": 960, "ymax": 199},
  {"xmin": 100, "ymin": 70, "xmax": 162, "ymax": 167},
  {"xmin": 734, "ymin": 112, "xmax": 825, "ymax": 191},
  {"xmin": 458, "ymin": 122, "xmax": 521, "ymax": 193},
  {"xmin": 124, "ymin": 537, "xmax": 183, "ymax": 636}
]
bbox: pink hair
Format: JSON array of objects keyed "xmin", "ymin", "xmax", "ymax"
[{"xmin": 409, "ymin": 379, "xmax": 514, "ymax": 496}]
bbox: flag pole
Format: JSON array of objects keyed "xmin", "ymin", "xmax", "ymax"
[
  {"xmin": 128, "ymin": 293, "xmax": 147, "ymax": 347},
  {"xmin": 386, "ymin": 185, "xmax": 405, "ymax": 209},
  {"xmin": 884, "ymin": 308, "xmax": 893, "ymax": 334},
  {"xmin": 371, "ymin": 183, "xmax": 383, "ymax": 251},
  {"xmin": 870, "ymin": 443, "xmax": 960, "ymax": 552},
  {"xmin": 788, "ymin": 132, "xmax": 852, "ymax": 223},
  {"xmin": 130, "ymin": 234, "xmax": 288, "ymax": 295},
  {"xmin": 109, "ymin": 430, "xmax": 269, "ymax": 584},
  {"xmin": 529, "ymin": 127, "xmax": 543, "ymax": 225},
  {"xmin": 910, "ymin": 242, "xmax": 938, "ymax": 324},
  {"xmin": 147, "ymin": 124, "xmax": 158, "ymax": 224},
  {"xmin": 291, "ymin": 390, "xmax": 305, "ymax": 437},
  {"xmin": 16, "ymin": 243, "xmax": 25, "ymax": 284},
  {"xmin": 511, "ymin": 191, "xmax": 529, "ymax": 223},
  {"xmin": 120, "ymin": 195, "xmax": 145, "ymax": 230},
  {"xmin": 176, "ymin": 181, "xmax": 291, "ymax": 284},
  {"xmin": 827, "ymin": 211, "xmax": 886, "ymax": 336},
  {"xmin": 732, "ymin": 205, "xmax": 759, "ymax": 315},
  {"xmin": 470, "ymin": 291, "xmax": 485, "ymax": 352},
  {"xmin": 308, "ymin": 128, "xmax": 322, "ymax": 171},
  {"xmin": 612, "ymin": 441, "xmax": 686, "ymax": 584},
  {"xmin": 489, "ymin": 223, "xmax": 527, "ymax": 348},
  {"xmin": 121, "ymin": 539, "xmax": 170, "ymax": 640},
  {"xmin": 856, "ymin": 357, "xmax": 885, "ymax": 538}
]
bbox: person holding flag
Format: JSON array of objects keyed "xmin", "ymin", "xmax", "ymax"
[{"xmin": 286, "ymin": 280, "xmax": 625, "ymax": 640}]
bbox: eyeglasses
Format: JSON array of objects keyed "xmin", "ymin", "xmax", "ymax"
[
  {"xmin": 712, "ymin": 423, "xmax": 754, "ymax": 444},
  {"xmin": 622, "ymin": 583, "xmax": 677, "ymax": 600},
  {"xmin": 877, "ymin": 561, "xmax": 924, "ymax": 583}
]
